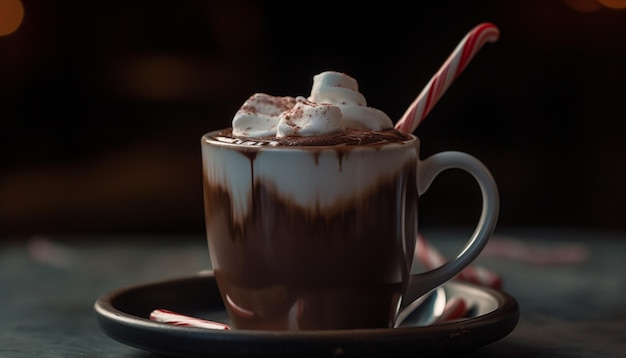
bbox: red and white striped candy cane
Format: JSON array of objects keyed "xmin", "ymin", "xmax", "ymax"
[
  {"xmin": 435, "ymin": 297, "xmax": 468, "ymax": 323},
  {"xmin": 395, "ymin": 22, "xmax": 500, "ymax": 134},
  {"xmin": 150, "ymin": 309, "xmax": 231, "ymax": 330}
]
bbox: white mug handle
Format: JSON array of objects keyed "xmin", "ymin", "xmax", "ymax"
[{"xmin": 400, "ymin": 151, "xmax": 499, "ymax": 310}]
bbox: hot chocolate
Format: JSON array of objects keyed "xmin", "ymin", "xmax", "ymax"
[
  {"xmin": 209, "ymin": 127, "xmax": 411, "ymax": 147},
  {"xmin": 202, "ymin": 71, "xmax": 418, "ymax": 329},
  {"xmin": 202, "ymin": 132, "xmax": 418, "ymax": 329},
  {"xmin": 201, "ymin": 71, "xmax": 499, "ymax": 330}
]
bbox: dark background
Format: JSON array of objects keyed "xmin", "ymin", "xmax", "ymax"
[{"xmin": 1, "ymin": 0, "xmax": 625, "ymax": 237}]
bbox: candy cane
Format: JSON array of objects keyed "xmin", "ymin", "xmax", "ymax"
[
  {"xmin": 395, "ymin": 22, "xmax": 500, "ymax": 133},
  {"xmin": 435, "ymin": 297, "xmax": 468, "ymax": 323},
  {"xmin": 150, "ymin": 309, "xmax": 231, "ymax": 330}
]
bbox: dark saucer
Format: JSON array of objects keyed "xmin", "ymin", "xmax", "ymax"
[{"xmin": 94, "ymin": 272, "xmax": 519, "ymax": 357}]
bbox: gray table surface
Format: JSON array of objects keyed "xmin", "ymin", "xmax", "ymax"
[{"xmin": 1, "ymin": 228, "xmax": 624, "ymax": 357}]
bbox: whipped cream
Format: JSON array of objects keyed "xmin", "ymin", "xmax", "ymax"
[{"xmin": 232, "ymin": 71, "xmax": 393, "ymax": 137}]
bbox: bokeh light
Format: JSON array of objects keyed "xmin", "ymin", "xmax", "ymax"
[
  {"xmin": 0, "ymin": 0, "xmax": 24, "ymax": 36},
  {"xmin": 564, "ymin": 0, "xmax": 626, "ymax": 11},
  {"xmin": 597, "ymin": 0, "xmax": 626, "ymax": 9},
  {"xmin": 564, "ymin": 0, "xmax": 604, "ymax": 12}
]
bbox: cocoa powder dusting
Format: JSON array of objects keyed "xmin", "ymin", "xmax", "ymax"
[{"xmin": 212, "ymin": 128, "xmax": 412, "ymax": 147}]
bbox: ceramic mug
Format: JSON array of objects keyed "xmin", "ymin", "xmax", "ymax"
[{"xmin": 201, "ymin": 130, "xmax": 498, "ymax": 330}]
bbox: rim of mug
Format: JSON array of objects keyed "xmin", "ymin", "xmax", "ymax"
[{"xmin": 201, "ymin": 129, "xmax": 419, "ymax": 151}]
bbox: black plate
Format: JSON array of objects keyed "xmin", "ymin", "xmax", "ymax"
[{"xmin": 94, "ymin": 273, "xmax": 519, "ymax": 357}]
